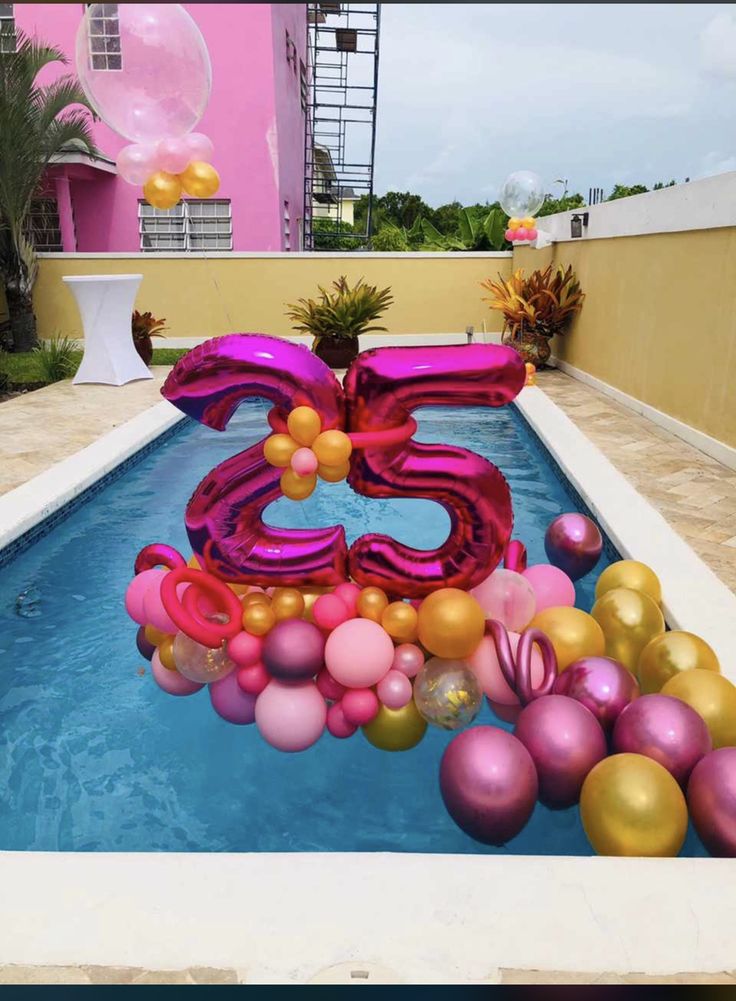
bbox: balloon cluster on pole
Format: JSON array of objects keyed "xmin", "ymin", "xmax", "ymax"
[{"xmin": 500, "ymin": 170, "xmax": 545, "ymax": 244}]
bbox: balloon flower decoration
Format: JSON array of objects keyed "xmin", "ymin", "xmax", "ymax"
[
  {"xmin": 76, "ymin": 4, "xmax": 220, "ymax": 210},
  {"xmin": 126, "ymin": 335, "xmax": 736, "ymax": 859},
  {"xmin": 501, "ymin": 170, "xmax": 545, "ymax": 245}
]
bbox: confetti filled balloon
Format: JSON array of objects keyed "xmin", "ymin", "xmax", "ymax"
[
  {"xmin": 638, "ymin": 631, "xmax": 720, "ymax": 694},
  {"xmin": 413, "ymin": 657, "xmax": 483, "ymax": 730},
  {"xmin": 591, "ymin": 587, "xmax": 665, "ymax": 673},
  {"xmin": 544, "ymin": 514, "xmax": 603, "ymax": 581},
  {"xmin": 687, "ymin": 748, "xmax": 736, "ymax": 857},
  {"xmin": 612, "ymin": 694, "xmax": 712, "ymax": 785},
  {"xmin": 553, "ymin": 656, "xmax": 639, "ymax": 731},
  {"xmin": 172, "ymin": 632, "xmax": 235, "ymax": 684},
  {"xmin": 499, "ymin": 171, "xmax": 545, "ymax": 219}
]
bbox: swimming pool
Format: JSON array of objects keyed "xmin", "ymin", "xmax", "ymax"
[{"xmin": 0, "ymin": 401, "xmax": 708, "ymax": 855}]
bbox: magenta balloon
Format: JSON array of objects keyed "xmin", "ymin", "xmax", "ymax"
[
  {"xmin": 544, "ymin": 514, "xmax": 603, "ymax": 581},
  {"xmin": 209, "ymin": 670, "xmax": 257, "ymax": 725},
  {"xmin": 255, "ymin": 680, "xmax": 327, "ymax": 752},
  {"xmin": 162, "ymin": 335, "xmax": 347, "ymax": 587},
  {"xmin": 377, "ymin": 669, "xmax": 413, "ymax": 709},
  {"xmin": 687, "ymin": 748, "xmax": 736, "ymax": 857},
  {"xmin": 553, "ymin": 656, "xmax": 639, "ymax": 731},
  {"xmin": 613, "ymin": 694, "xmax": 712, "ymax": 785},
  {"xmin": 326, "ymin": 700, "xmax": 357, "ymax": 739},
  {"xmin": 514, "ymin": 694, "xmax": 607, "ymax": 808},
  {"xmin": 316, "ymin": 667, "xmax": 346, "ymax": 702},
  {"xmin": 134, "ymin": 543, "xmax": 186, "ymax": 574},
  {"xmin": 503, "ymin": 539, "xmax": 528, "ymax": 573},
  {"xmin": 439, "ymin": 726, "xmax": 538, "ymax": 845},
  {"xmin": 261, "ymin": 619, "xmax": 325, "ymax": 683},
  {"xmin": 343, "ymin": 344, "xmax": 525, "ymax": 596}
]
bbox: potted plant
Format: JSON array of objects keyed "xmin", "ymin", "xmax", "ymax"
[
  {"xmin": 132, "ymin": 310, "xmax": 167, "ymax": 366},
  {"xmin": 480, "ymin": 265, "xmax": 584, "ymax": 366},
  {"xmin": 286, "ymin": 276, "xmax": 393, "ymax": 368}
]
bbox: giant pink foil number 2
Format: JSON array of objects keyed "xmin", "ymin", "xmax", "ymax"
[{"xmin": 162, "ymin": 335, "xmax": 525, "ymax": 597}]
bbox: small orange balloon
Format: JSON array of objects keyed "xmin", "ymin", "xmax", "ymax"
[
  {"xmin": 144, "ymin": 624, "xmax": 168, "ymax": 647},
  {"xmin": 287, "ymin": 406, "xmax": 322, "ymax": 447},
  {"xmin": 272, "ymin": 587, "xmax": 306, "ymax": 621},
  {"xmin": 417, "ymin": 588, "xmax": 485, "ymax": 660},
  {"xmin": 158, "ymin": 635, "xmax": 177, "ymax": 671},
  {"xmin": 264, "ymin": 433, "xmax": 299, "ymax": 468},
  {"xmin": 508, "ymin": 217, "xmax": 521, "ymax": 231},
  {"xmin": 241, "ymin": 591, "xmax": 271, "ymax": 609},
  {"xmin": 313, "ymin": 430, "xmax": 353, "ymax": 467},
  {"xmin": 281, "ymin": 468, "xmax": 317, "ymax": 501},
  {"xmin": 521, "ymin": 216, "xmax": 536, "ymax": 229},
  {"xmin": 143, "ymin": 171, "xmax": 182, "ymax": 210},
  {"xmin": 242, "ymin": 602, "xmax": 276, "ymax": 636},
  {"xmin": 382, "ymin": 601, "xmax": 419, "ymax": 643},
  {"xmin": 357, "ymin": 586, "xmax": 390, "ymax": 622},
  {"xmin": 317, "ymin": 460, "xmax": 351, "ymax": 483},
  {"xmin": 179, "ymin": 161, "xmax": 220, "ymax": 198}
]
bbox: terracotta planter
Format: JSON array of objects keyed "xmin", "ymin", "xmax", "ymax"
[
  {"xmin": 313, "ymin": 335, "xmax": 359, "ymax": 369},
  {"xmin": 502, "ymin": 330, "xmax": 552, "ymax": 367}
]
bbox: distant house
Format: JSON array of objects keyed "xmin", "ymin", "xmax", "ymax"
[
  {"xmin": 311, "ymin": 144, "xmax": 359, "ymax": 226},
  {"xmin": 10, "ymin": 3, "xmax": 308, "ymax": 252}
]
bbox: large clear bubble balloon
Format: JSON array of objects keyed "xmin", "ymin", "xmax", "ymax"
[
  {"xmin": 173, "ymin": 631, "xmax": 235, "ymax": 684},
  {"xmin": 499, "ymin": 171, "xmax": 545, "ymax": 219},
  {"xmin": 76, "ymin": 4, "xmax": 212, "ymax": 144},
  {"xmin": 413, "ymin": 657, "xmax": 483, "ymax": 731}
]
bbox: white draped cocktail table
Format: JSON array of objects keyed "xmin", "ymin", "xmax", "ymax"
[{"xmin": 64, "ymin": 274, "xmax": 153, "ymax": 386}]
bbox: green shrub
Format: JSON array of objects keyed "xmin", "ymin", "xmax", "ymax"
[
  {"xmin": 371, "ymin": 226, "xmax": 410, "ymax": 252},
  {"xmin": 33, "ymin": 335, "xmax": 78, "ymax": 383}
]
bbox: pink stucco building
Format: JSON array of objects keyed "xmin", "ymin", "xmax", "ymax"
[{"xmin": 13, "ymin": 3, "xmax": 307, "ymax": 252}]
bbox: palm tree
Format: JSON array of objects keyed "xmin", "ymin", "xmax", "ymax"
[{"xmin": 0, "ymin": 27, "xmax": 96, "ymax": 352}]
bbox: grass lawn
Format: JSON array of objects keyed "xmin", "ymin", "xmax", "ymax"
[{"xmin": 0, "ymin": 347, "xmax": 188, "ymax": 385}]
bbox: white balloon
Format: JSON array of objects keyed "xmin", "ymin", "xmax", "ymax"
[{"xmin": 500, "ymin": 171, "xmax": 545, "ymax": 219}]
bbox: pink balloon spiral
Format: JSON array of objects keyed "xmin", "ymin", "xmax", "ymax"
[{"xmin": 486, "ymin": 619, "xmax": 557, "ymax": 705}]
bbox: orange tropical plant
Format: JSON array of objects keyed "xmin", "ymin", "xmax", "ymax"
[{"xmin": 481, "ymin": 265, "xmax": 585, "ymax": 341}]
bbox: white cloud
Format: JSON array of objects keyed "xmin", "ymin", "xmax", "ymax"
[
  {"xmin": 700, "ymin": 13, "xmax": 736, "ymax": 79},
  {"xmin": 697, "ymin": 150, "xmax": 736, "ymax": 177}
]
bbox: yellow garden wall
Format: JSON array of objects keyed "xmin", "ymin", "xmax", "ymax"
[
  {"xmin": 33, "ymin": 253, "xmax": 511, "ymax": 342},
  {"xmin": 514, "ymin": 229, "xmax": 736, "ymax": 448}
]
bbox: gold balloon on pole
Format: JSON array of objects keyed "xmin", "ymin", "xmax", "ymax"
[
  {"xmin": 357, "ymin": 586, "xmax": 389, "ymax": 623},
  {"xmin": 591, "ymin": 587, "xmax": 664, "ymax": 673},
  {"xmin": 362, "ymin": 700, "xmax": 427, "ymax": 752},
  {"xmin": 528, "ymin": 606, "xmax": 605, "ymax": 672},
  {"xmin": 661, "ymin": 670, "xmax": 736, "ymax": 748},
  {"xmin": 143, "ymin": 171, "xmax": 182, "ymax": 210},
  {"xmin": 595, "ymin": 560, "xmax": 662, "ymax": 605},
  {"xmin": 179, "ymin": 160, "xmax": 220, "ymax": 198},
  {"xmin": 417, "ymin": 588, "xmax": 485, "ymax": 660},
  {"xmin": 638, "ymin": 631, "xmax": 720, "ymax": 694},
  {"xmin": 580, "ymin": 753, "xmax": 688, "ymax": 857}
]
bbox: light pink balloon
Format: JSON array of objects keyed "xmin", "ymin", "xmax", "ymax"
[
  {"xmin": 227, "ymin": 631, "xmax": 263, "ymax": 668},
  {"xmin": 392, "ymin": 643, "xmax": 425, "ymax": 678},
  {"xmin": 290, "ymin": 447, "xmax": 319, "ymax": 477},
  {"xmin": 327, "ymin": 700, "xmax": 357, "ymax": 739},
  {"xmin": 471, "ymin": 568, "xmax": 536, "ymax": 632},
  {"xmin": 125, "ymin": 568, "xmax": 166, "ymax": 625},
  {"xmin": 515, "ymin": 227, "xmax": 529, "ymax": 241},
  {"xmin": 209, "ymin": 670, "xmax": 257, "ymax": 724},
  {"xmin": 116, "ymin": 143, "xmax": 157, "ymax": 185},
  {"xmin": 313, "ymin": 593, "xmax": 350, "ymax": 632},
  {"xmin": 151, "ymin": 649, "xmax": 203, "ymax": 697},
  {"xmin": 377, "ymin": 669, "xmax": 413, "ymax": 709},
  {"xmin": 183, "ymin": 132, "xmax": 215, "ymax": 163},
  {"xmin": 156, "ymin": 136, "xmax": 192, "ymax": 174},
  {"xmin": 468, "ymin": 633, "xmax": 544, "ymax": 706},
  {"xmin": 142, "ymin": 575, "xmax": 178, "ymax": 634},
  {"xmin": 325, "ymin": 619, "xmax": 395, "ymax": 688},
  {"xmin": 332, "ymin": 582, "xmax": 361, "ymax": 616},
  {"xmin": 341, "ymin": 687, "xmax": 380, "ymax": 726},
  {"xmin": 522, "ymin": 564, "xmax": 576, "ymax": 613},
  {"xmin": 255, "ymin": 680, "xmax": 327, "ymax": 752}
]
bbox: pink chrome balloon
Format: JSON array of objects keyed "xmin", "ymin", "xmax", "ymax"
[
  {"xmin": 439, "ymin": 726, "xmax": 538, "ymax": 845},
  {"xmin": 255, "ymin": 680, "xmax": 327, "ymax": 752},
  {"xmin": 125, "ymin": 568, "xmax": 166, "ymax": 625},
  {"xmin": 326, "ymin": 700, "xmax": 357, "ymax": 739},
  {"xmin": 209, "ymin": 670, "xmax": 257, "ymax": 724},
  {"xmin": 544, "ymin": 513, "xmax": 603, "ymax": 581},
  {"xmin": 503, "ymin": 540, "xmax": 527, "ymax": 573},
  {"xmin": 341, "ymin": 687, "xmax": 380, "ymax": 726},
  {"xmin": 391, "ymin": 643, "xmax": 425, "ymax": 678},
  {"xmin": 151, "ymin": 650, "xmax": 203, "ymax": 697},
  {"xmin": 343, "ymin": 344, "xmax": 526, "ymax": 596},
  {"xmin": 261, "ymin": 619, "xmax": 325, "ymax": 682},
  {"xmin": 377, "ymin": 669, "xmax": 413, "ymax": 709},
  {"xmin": 162, "ymin": 335, "xmax": 347, "ymax": 587},
  {"xmin": 613, "ymin": 694, "xmax": 712, "ymax": 785},
  {"xmin": 471, "ymin": 568, "xmax": 536, "ymax": 632},
  {"xmin": 553, "ymin": 656, "xmax": 639, "ymax": 731},
  {"xmin": 514, "ymin": 694, "xmax": 607, "ymax": 807},
  {"xmin": 522, "ymin": 564, "xmax": 576, "ymax": 613},
  {"xmin": 687, "ymin": 748, "xmax": 736, "ymax": 857},
  {"xmin": 116, "ymin": 143, "xmax": 157, "ymax": 185}
]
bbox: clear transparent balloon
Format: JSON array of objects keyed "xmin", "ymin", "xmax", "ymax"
[
  {"xmin": 76, "ymin": 4, "xmax": 212, "ymax": 144},
  {"xmin": 173, "ymin": 632, "xmax": 235, "ymax": 684},
  {"xmin": 499, "ymin": 171, "xmax": 545, "ymax": 218},
  {"xmin": 413, "ymin": 657, "xmax": 483, "ymax": 731}
]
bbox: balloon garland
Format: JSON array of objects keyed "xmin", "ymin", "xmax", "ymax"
[{"xmin": 125, "ymin": 335, "xmax": 736, "ymax": 857}]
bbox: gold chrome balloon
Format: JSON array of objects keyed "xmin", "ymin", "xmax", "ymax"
[
  {"xmin": 580, "ymin": 753, "xmax": 688, "ymax": 856},
  {"xmin": 241, "ymin": 602, "xmax": 276, "ymax": 637},
  {"xmin": 417, "ymin": 588, "xmax": 485, "ymax": 660},
  {"xmin": 286, "ymin": 406, "xmax": 321, "ymax": 447},
  {"xmin": 661, "ymin": 670, "xmax": 736, "ymax": 748},
  {"xmin": 357, "ymin": 586, "xmax": 389, "ymax": 623},
  {"xmin": 317, "ymin": 460, "xmax": 351, "ymax": 483},
  {"xmin": 591, "ymin": 587, "xmax": 664, "ymax": 673},
  {"xmin": 280, "ymin": 468, "xmax": 317, "ymax": 501},
  {"xmin": 595, "ymin": 560, "xmax": 662, "ymax": 605},
  {"xmin": 158, "ymin": 634, "xmax": 177, "ymax": 671},
  {"xmin": 381, "ymin": 601, "xmax": 419, "ymax": 643},
  {"xmin": 362, "ymin": 700, "xmax": 427, "ymax": 752},
  {"xmin": 241, "ymin": 591, "xmax": 270, "ymax": 609},
  {"xmin": 264, "ymin": 433, "xmax": 299, "ymax": 468},
  {"xmin": 638, "ymin": 631, "xmax": 720, "ymax": 694},
  {"xmin": 179, "ymin": 161, "xmax": 220, "ymax": 198},
  {"xmin": 312, "ymin": 429, "xmax": 353, "ymax": 467},
  {"xmin": 528, "ymin": 606, "xmax": 605, "ymax": 672},
  {"xmin": 143, "ymin": 171, "xmax": 182, "ymax": 210},
  {"xmin": 144, "ymin": 624, "xmax": 168, "ymax": 647},
  {"xmin": 271, "ymin": 587, "xmax": 305, "ymax": 622}
]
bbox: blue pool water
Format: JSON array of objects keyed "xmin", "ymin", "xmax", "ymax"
[{"xmin": 0, "ymin": 402, "xmax": 707, "ymax": 855}]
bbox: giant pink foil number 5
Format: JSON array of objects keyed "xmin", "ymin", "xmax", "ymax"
[{"xmin": 162, "ymin": 335, "xmax": 525, "ymax": 595}]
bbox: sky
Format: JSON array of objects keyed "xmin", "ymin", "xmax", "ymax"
[{"xmin": 371, "ymin": 3, "xmax": 736, "ymax": 207}]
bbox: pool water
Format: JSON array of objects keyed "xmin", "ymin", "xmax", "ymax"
[{"xmin": 0, "ymin": 402, "xmax": 707, "ymax": 855}]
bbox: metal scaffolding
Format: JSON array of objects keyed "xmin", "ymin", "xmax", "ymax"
[{"xmin": 303, "ymin": 3, "xmax": 380, "ymax": 251}]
